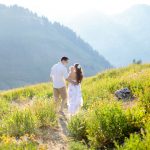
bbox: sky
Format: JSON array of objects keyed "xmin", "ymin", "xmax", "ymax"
[{"xmin": 0, "ymin": 0, "xmax": 150, "ymax": 25}]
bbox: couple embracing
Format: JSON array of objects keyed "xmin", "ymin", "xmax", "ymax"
[{"xmin": 50, "ymin": 57, "xmax": 83, "ymax": 117}]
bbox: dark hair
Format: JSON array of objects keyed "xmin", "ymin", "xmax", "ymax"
[
  {"xmin": 74, "ymin": 63, "xmax": 83, "ymax": 84},
  {"xmin": 61, "ymin": 56, "xmax": 69, "ymax": 61}
]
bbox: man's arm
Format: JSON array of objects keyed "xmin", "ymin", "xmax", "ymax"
[
  {"xmin": 50, "ymin": 67, "xmax": 53, "ymax": 82},
  {"xmin": 66, "ymin": 77, "xmax": 77, "ymax": 85}
]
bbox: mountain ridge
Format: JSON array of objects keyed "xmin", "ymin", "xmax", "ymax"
[
  {"xmin": 0, "ymin": 4, "xmax": 111, "ymax": 90},
  {"xmin": 67, "ymin": 4, "xmax": 150, "ymax": 66}
]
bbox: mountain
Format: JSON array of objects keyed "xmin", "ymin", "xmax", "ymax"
[
  {"xmin": 67, "ymin": 4, "xmax": 150, "ymax": 66},
  {"xmin": 0, "ymin": 4, "xmax": 111, "ymax": 90}
]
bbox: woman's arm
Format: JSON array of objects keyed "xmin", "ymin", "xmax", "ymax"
[{"xmin": 66, "ymin": 73, "xmax": 77, "ymax": 85}]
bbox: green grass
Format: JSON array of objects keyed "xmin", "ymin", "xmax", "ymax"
[
  {"xmin": 115, "ymin": 122, "xmax": 150, "ymax": 150},
  {"xmin": 82, "ymin": 64, "xmax": 150, "ymax": 108},
  {"xmin": 0, "ymin": 64, "xmax": 150, "ymax": 149},
  {"xmin": 0, "ymin": 99, "xmax": 10, "ymax": 120},
  {"xmin": 0, "ymin": 83, "xmax": 53, "ymax": 102},
  {"xmin": 1, "ymin": 109, "xmax": 36, "ymax": 137},
  {"xmin": 69, "ymin": 141, "xmax": 90, "ymax": 150},
  {"xmin": 0, "ymin": 99, "xmax": 58, "ymax": 136},
  {"xmin": 68, "ymin": 111, "xmax": 87, "ymax": 141},
  {"xmin": 86, "ymin": 101, "xmax": 128, "ymax": 148},
  {"xmin": 0, "ymin": 134, "xmax": 38, "ymax": 150},
  {"xmin": 32, "ymin": 98, "xmax": 58, "ymax": 127},
  {"xmin": 0, "ymin": 84, "xmax": 57, "ymax": 149},
  {"xmin": 69, "ymin": 64, "xmax": 150, "ymax": 149}
]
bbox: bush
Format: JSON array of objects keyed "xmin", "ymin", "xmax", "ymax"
[
  {"xmin": 0, "ymin": 98, "xmax": 58, "ymax": 137},
  {"xmin": 0, "ymin": 135, "xmax": 38, "ymax": 150},
  {"xmin": 2, "ymin": 109, "xmax": 36, "ymax": 137},
  {"xmin": 125, "ymin": 104, "xmax": 146, "ymax": 132},
  {"xmin": 115, "ymin": 122, "xmax": 150, "ymax": 150},
  {"xmin": 32, "ymin": 98, "xmax": 57, "ymax": 127},
  {"xmin": 139, "ymin": 88, "xmax": 150, "ymax": 113},
  {"xmin": 86, "ymin": 101, "xmax": 128, "ymax": 148},
  {"xmin": 116, "ymin": 133, "xmax": 144, "ymax": 150},
  {"xmin": 68, "ymin": 111, "xmax": 87, "ymax": 141}
]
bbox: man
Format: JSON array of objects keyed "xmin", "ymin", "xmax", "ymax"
[{"xmin": 50, "ymin": 56, "xmax": 75, "ymax": 114}]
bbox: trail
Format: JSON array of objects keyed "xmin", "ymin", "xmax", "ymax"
[
  {"xmin": 36, "ymin": 109, "xmax": 69, "ymax": 150},
  {"xmin": 11, "ymin": 100, "xmax": 70, "ymax": 150}
]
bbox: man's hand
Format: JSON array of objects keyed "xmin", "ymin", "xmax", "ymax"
[
  {"xmin": 71, "ymin": 80, "xmax": 78, "ymax": 85},
  {"xmin": 66, "ymin": 78, "xmax": 78, "ymax": 85}
]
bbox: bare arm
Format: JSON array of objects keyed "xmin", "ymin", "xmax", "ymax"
[
  {"xmin": 63, "ymin": 67, "xmax": 77, "ymax": 85},
  {"xmin": 66, "ymin": 78, "xmax": 76, "ymax": 84},
  {"xmin": 66, "ymin": 73, "xmax": 77, "ymax": 85}
]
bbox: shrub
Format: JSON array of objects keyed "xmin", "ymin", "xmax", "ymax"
[
  {"xmin": 32, "ymin": 98, "xmax": 57, "ymax": 127},
  {"xmin": 2, "ymin": 109, "xmax": 36, "ymax": 137},
  {"xmin": 139, "ymin": 88, "xmax": 150, "ymax": 113},
  {"xmin": 86, "ymin": 101, "xmax": 128, "ymax": 148},
  {"xmin": 115, "ymin": 133, "xmax": 144, "ymax": 150},
  {"xmin": 115, "ymin": 122, "xmax": 150, "ymax": 150},
  {"xmin": 68, "ymin": 111, "xmax": 87, "ymax": 141},
  {"xmin": 0, "ymin": 134, "xmax": 38, "ymax": 150},
  {"xmin": 125, "ymin": 104, "xmax": 146, "ymax": 132}
]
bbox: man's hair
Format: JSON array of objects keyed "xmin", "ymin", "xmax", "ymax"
[{"xmin": 61, "ymin": 56, "xmax": 69, "ymax": 61}]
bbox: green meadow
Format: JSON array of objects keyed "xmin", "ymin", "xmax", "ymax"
[{"xmin": 0, "ymin": 64, "xmax": 150, "ymax": 149}]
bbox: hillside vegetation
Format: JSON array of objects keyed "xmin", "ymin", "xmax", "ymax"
[{"xmin": 0, "ymin": 64, "xmax": 150, "ymax": 149}]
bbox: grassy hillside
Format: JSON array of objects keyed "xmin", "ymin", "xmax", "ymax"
[{"xmin": 0, "ymin": 64, "xmax": 150, "ymax": 149}]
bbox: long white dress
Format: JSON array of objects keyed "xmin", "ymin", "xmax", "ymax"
[{"xmin": 68, "ymin": 82, "xmax": 83, "ymax": 115}]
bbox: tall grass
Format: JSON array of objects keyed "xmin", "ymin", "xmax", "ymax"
[
  {"xmin": 0, "ymin": 64, "xmax": 150, "ymax": 149},
  {"xmin": 68, "ymin": 111, "xmax": 87, "ymax": 141},
  {"xmin": 68, "ymin": 64, "xmax": 150, "ymax": 149},
  {"xmin": 0, "ymin": 135, "xmax": 38, "ymax": 150},
  {"xmin": 0, "ymin": 99, "xmax": 10, "ymax": 119},
  {"xmin": 86, "ymin": 101, "xmax": 128, "ymax": 148},
  {"xmin": 0, "ymin": 99, "xmax": 58, "ymax": 137},
  {"xmin": 0, "ymin": 83, "xmax": 53, "ymax": 102},
  {"xmin": 1, "ymin": 109, "xmax": 36, "ymax": 137},
  {"xmin": 32, "ymin": 98, "xmax": 58, "ymax": 127},
  {"xmin": 115, "ymin": 122, "xmax": 150, "ymax": 149}
]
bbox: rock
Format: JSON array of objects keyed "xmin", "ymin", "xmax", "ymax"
[{"xmin": 115, "ymin": 88, "xmax": 131, "ymax": 100}]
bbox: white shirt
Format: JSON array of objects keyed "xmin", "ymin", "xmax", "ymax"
[{"xmin": 50, "ymin": 62, "xmax": 68, "ymax": 88}]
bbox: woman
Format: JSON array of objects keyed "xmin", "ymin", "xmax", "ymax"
[{"xmin": 67, "ymin": 63, "xmax": 83, "ymax": 116}]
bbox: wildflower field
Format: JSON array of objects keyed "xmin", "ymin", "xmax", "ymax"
[{"xmin": 0, "ymin": 64, "xmax": 150, "ymax": 149}]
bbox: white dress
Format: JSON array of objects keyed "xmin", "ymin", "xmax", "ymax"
[{"xmin": 68, "ymin": 82, "xmax": 83, "ymax": 115}]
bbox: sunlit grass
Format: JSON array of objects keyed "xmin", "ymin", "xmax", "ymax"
[
  {"xmin": 0, "ymin": 64, "xmax": 150, "ymax": 149},
  {"xmin": 68, "ymin": 64, "xmax": 150, "ymax": 149}
]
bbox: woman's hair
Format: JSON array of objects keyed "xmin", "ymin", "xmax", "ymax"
[{"xmin": 74, "ymin": 63, "xmax": 83, "ymax": 84}]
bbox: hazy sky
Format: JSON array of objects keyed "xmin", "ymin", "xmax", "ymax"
[{"xmin": 0, "ymin": 0, "xmax": 150, "ymax": 24}]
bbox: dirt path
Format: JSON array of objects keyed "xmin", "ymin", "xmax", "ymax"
[
  {"xmin": 36, "ymin": 110, "xmax": 69, "ymax": 150},
  {"xmin": 11, "ymin": 100, "xmax": 70, "ymax": 150}
]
